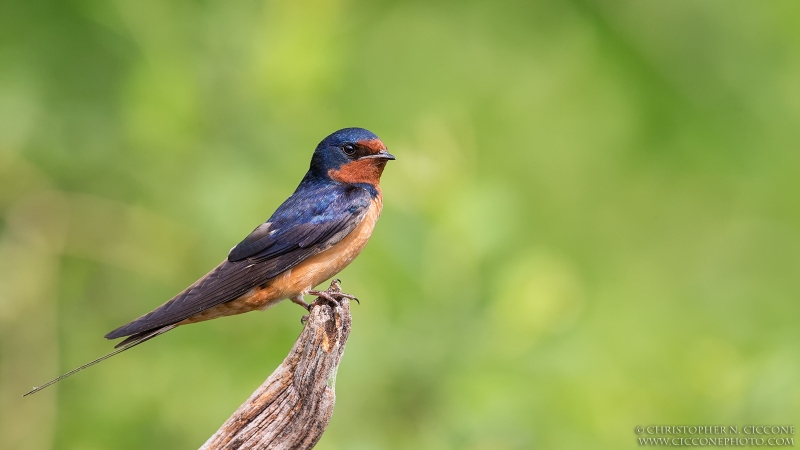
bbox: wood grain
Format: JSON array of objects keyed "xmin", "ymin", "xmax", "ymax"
[{"xmin": 201, "ymin": 282, "xmax": 352, "ymax": 450}]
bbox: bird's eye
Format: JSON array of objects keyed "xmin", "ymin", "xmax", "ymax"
[{"xmin": 342, "ymin": 144, "xmax": 356, "ymax": 155}]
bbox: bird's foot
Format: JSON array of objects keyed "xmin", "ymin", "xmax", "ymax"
[
  {"xmin": 290, "ymin": 294, "xmax": 311, "ymax": 311},
  {"xmin": 293, "ymin": 295, "xmax": 313, "ymax": 324},
  {"xmin": 308, "ymin": 279, "xmax": 359, "ymax": 308},
  {"xmin": 299, "ymin": 279, "xmax": 358, "ymax": 325}
]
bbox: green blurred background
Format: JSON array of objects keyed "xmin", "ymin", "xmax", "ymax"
[{"xmin": 2, "ymin": 0, "xmax": 799, "ymax": 448}]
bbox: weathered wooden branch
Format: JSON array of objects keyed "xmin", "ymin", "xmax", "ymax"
[{"xmin": 201, "ymin": 283, "xmax": 352, "ymax": 450}]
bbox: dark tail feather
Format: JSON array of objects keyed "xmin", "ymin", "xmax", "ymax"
[
  {"xmin": 113, "ymin": 328, "xmax": 164, "ymax": 348},
  {"xmin": 23, "ymin": 325, "xmax": 176, "ymax": 397}
]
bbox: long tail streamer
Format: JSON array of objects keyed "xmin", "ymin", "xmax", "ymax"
[{"xmin": 23, "ymin": 325, "xmax": 175, "ymax": 397}]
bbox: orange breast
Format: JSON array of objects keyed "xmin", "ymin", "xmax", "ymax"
[
  {"xmin": 267, "ymin": 195, "xmax": 383, "ymax": 298},
  {"xmin": 179, "ymin": 195, "xmax": 383, "ymax": 325}
]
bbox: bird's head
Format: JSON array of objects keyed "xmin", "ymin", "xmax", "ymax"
[{"xmin": 309, "ymin": 128, "xmax": 395, "ymax": 186}]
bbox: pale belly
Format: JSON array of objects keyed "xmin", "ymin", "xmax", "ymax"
[{"xmin": 179, "ymin": 196, "xmax": 382, "ymax": 325}]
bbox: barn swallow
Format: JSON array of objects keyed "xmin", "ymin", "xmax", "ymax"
[{"xmin": 24, "ymin": 127, "xmax": 394, "ymax": 396}]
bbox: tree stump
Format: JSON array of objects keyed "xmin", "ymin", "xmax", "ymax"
[{"xmin": 201, "ymin": 282, "xmax": 352, "ymax": 450}]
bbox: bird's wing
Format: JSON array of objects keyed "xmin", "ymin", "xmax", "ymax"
[
  {"xmin": 105, "ymin": 184, "xmax": 373, "ymax": 340},
  {"xmin": 227, "ymin": 183, "xmax": 371, "ymax": 262}
]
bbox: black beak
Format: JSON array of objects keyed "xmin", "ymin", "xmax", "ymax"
[{"xmin": 361, "ymin": 150, "xmax": 396, "ymax": 161}]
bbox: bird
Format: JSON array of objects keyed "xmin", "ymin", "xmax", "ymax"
[{"xmin": 24, "ymin": 127, "xmax": 394, "ymax": 396}]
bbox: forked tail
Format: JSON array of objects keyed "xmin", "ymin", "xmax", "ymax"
[{"xmin": 23, "ymin": 325, "xmax": 175, "ymax": 397}]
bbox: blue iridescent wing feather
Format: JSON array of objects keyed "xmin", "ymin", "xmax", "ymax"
[
  {"xmin": 228, "ymin": 183, "xmax": 371, "ymax": 262},
  {"xmin": 105, "ymin": 182, "xmax": 372, "ymax": 340}
]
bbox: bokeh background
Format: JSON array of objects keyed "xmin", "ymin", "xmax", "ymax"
[{"xmin": 2, "ymin": 0, "xmax": 799, "ymax": 448}]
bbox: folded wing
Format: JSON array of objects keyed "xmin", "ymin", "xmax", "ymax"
[{"xmin": 105, "ymin": 183, "xmax": 372, "ymax": 341}]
